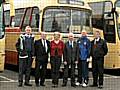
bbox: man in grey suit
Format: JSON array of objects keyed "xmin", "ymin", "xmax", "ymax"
[{"xmin": 62, "ymin": 33, "xmax": 78, "ymax": 87}]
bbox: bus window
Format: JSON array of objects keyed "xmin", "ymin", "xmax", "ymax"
[
  {"xmin": 51, "ymin": 17, "xmax": 60, "ymax": 32},
  {"xmin": 0, "ymin": 4, "xmax": 5, "ymax": 38},
  {"xmin": 31, "ymin": 7, "xmax": 39, "ymax": 32},
  {"xmin": 104, "ymin": 18, "xmax": 115, "ymax": 43},
  {"xmin": 12, "ymin": 8, "xmax": 25, "ymax": 27},
  {"xmin": 22, "ymin": 7, "xmax": 39, "ymax": 32},
  {"xmin": 89, "ymin": 1, "xmax": 112, "ymax": 30},
  {"xmin": 58, "ymin": 0, "xmax": 84, "ymax": 6},
  {"xmin": 22, "ymin": 7, "xmax": 32, "ymax": 30},
  {"xmin": 58, "ymin": 0, "xmax": 69, "ymax": 4},
  {"xmin": 4, "ymin": 10, "xmax": 10, "ymax": 27},
  {"xmin": 43, "ymin": 7, "xmax": 92, "ymax": 34}
]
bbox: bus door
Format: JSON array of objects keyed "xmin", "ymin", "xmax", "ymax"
[
  {"xmin": 103, "ymin": 2, "xmax": 116, "ymax": 43},
  {"xmin": 88, "ymin": 1, "xmax": 115, "ymax": 43},
  {"xmin": 103, "ymin": 12, "xmax": 116, "ymax": 43}
]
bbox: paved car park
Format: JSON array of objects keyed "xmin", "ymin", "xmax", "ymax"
[{"xmin": 0, "ymin": 69, "xmax": 120, "ymax": 90}]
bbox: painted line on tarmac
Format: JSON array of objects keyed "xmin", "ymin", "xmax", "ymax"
[
  {"xmin": 108, "ymin": 76, "xmax": 120, "ymax": 79},
  {"xmin": 0, "ymin": 75, "xmax": 15, "ymax": 82}
]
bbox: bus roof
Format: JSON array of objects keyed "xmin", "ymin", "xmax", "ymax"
[
  {"xmin": 86, "ymin": 0, "xmax": 116, "ymax": 3},
  {"xmin": 4, "ymin": 0, "xmax": 40, "ymax": 10},
  {"xmin": 4, "ymin": 0, "xmax": 91, "ymax": 11}
]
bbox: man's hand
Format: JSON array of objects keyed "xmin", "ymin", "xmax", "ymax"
[
  {"xmin": 64, "ymin": 61, "xmax": 67, "ymax": 65},
  {"xmin": 75, "ymin": 61, "xmax": 78, "ymax": 64},
  {"xmin": 32, "ymin": 56, "xmax": 35, "ymax": 59},
  {"xmin": 87, "ymin": 58, "xmax": 90, "ymax": 62}
]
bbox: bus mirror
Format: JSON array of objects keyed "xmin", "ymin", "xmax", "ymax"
[{"xmin": 104, "ymin": 13, "xmax": 113, "ymax": 20}]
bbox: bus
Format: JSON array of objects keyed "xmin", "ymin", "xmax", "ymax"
[
  {"xmin": 87, "ymin": 0, "xmax": 120, "ymax": 69},
  {"xmin": 4, "ymin": 0, "xmax": 93, "ymax": 69},
  {"xmin": 0, "ymin": 1, "xmax": 5, "ymax": 71}
]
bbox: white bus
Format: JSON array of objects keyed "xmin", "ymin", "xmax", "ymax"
[{"xmin": 4, "ymin": 0, "xmax": 93, "ymax": 69}]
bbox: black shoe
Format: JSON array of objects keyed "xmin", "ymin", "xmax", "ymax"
[
  {"xmin": 52, "ymin": 85, "xmax": 55, "ymax": 88},
  {"xmin": 90, "ymin": 84, "xmax": 98, "ymax": 87},
  {"xmin": 52, "ymin": 84, "xmax": 58, "ymax": 88},
  {"xmin": 62, "ymin": 83, "xmax": 66, "ymax": 87},
  {"xmin": 40, "ymin": 83, "xmax": 45, "ymax": 86},
  {"xmin": 54, "ymin": 84, "xmax": 58, "ymax": 88},
  {"xmin": 18, "ymin": 83, "xmax": 22, "ymax": 87},
  {"xmin": 71, "ymin": 84, "xmax": 77, "ymax": 87},
  {"xmin": 24, "ymin": 83, "xmax": 32, "ymax": 86},
  {"xmin": 98, "ymin": 85, "xmax": 103, "ymax": 89},
  {"xmin": 36, "ymin": 83, "xmax": 39, "ymax": 87}
]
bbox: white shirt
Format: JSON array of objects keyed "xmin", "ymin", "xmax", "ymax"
[
  {"xmin": 42, "ymin": 39, "xmax": 48, "ymax": 53},
  {"xmin": 94, "ymin": 37, "xmax": 100, "ymax": 45},
  {"xmin": 54, "ymin": 40, "xmax": 60, "ymax": 44},
  {"xmin": 69, "ymin": 40, "xmax": 73, "ymax": 48}
]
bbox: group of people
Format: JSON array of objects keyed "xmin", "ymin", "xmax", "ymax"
[{"xmin": 16, "ymin": 26, "xmax": 108, "ymax": 89}]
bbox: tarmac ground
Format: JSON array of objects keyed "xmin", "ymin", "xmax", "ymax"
[{"xmin": 0, "ymin": 69, "xmax": 120, "ymax": 90}]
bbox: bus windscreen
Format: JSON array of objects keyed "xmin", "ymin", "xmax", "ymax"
[{"xmin": 43, "ymin": 7, "xmax": 92, "ymax": 34}]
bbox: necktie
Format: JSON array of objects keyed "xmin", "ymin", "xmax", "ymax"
[
  {"xmin": 69, "ymin": 42, "xmax": 72, "ymax": 48},
  {"xmin": 94, "ymin": 39, "xmax": 97, "ymax": 48},
  {"xmin": 44, "ymin": 40, "xmax": 46, "ymax": 52},
  {"xmin": 94, "ymin": 39, "xmax": 97, "ymax": 45}
]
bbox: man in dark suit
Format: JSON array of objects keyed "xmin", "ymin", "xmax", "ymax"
[
  {"xmin": 62, "ymin": 33, "xmax": 78, "ymax": 87},
  {"xmin": 34, "ymin": 32, "xmax": 50, "ymax": 87},
  {"xmin": 91, "ymin": 31, "xmax": 108, "ymax": 89}
]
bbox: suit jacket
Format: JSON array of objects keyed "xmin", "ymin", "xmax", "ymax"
[
  {"xmin": 63, "ymin": 41, "xmax": 79, "ymax": 65},
  {"xmin": 91, "ymin": 38, "xmax": 108, "ymax": 58},
  {"xmin": 34, "ymin": 39, "xmax": 50, "ymax": 63}
]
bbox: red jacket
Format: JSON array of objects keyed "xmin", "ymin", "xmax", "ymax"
[{"xmin": 50, "ymin": 40, "xmax": 64, "ymax": 57}]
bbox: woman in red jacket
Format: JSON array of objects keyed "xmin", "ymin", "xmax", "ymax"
[{"xmin": 50, "ymin": 32, "xmax": 64, "ymax": 88}]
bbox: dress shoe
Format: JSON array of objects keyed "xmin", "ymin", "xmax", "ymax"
[
  {"xmin": 54, "ymin": 84, "xmax": 58, "ymax": 88},
  {"xmin": 18, "ymin": 83, "xmax": 22, "ymax": 87},
  {"xmin": 71, "ymin": 84, "xmax": 76, "ymax": 87},
  {"xmin": 40, "ymin": 83, "xmax": 45, "ymax": 86},
  {"xmin": 24, "ymin": 83, "xmax": 32, "ymax": 86},
  {"xmin": 36, "ymin": 83, "xmax": 39, "ymax": 87},
  {"xmin": 90, "ymin": 84, "xmax": 98, "ymax": 87},
  {"xmin": 62, "ymin": 83, "xmax": 66, "ymax": 87},
  {"xmin": 52, "ymin": 85, "xmax": 55, "ymax": 88},
  {"xmin": 52, "ymin": 84, "xmax": 58, "ymax": 88},
  {"xmin": 98, "ymin": 85, "xmax": 103, "ymax": 89}
]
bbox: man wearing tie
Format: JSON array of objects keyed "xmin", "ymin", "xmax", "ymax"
[
  {"xmin": 34, "ymin": 32, "xmax": 50, "ymax": 87},
  {"xmin": 62, "ymin": 33, "xmax": 78, "ymax": 87}
]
